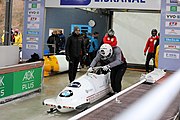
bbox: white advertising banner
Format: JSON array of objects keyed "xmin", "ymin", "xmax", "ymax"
[{"xmin": 45, "ymin": 0, "xmax": 160, "ymax": 10}]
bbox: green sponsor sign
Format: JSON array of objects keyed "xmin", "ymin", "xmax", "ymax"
[
  {"xmin": 170, "ymin": 6, "xmax": 177, "ymax": 12},
  {"xmin": 13, "ymin": 67, "xmax": 42, "ymax": 94},
  {"xmin": 0, "ymin": 73, "xmax": 13, "ymax": 98},
  {"xmin": 32, "ymin": 3, "xmax": 37, "ymax": 8}
]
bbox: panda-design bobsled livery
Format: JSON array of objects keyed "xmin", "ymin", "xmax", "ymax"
[{"xmin": 43, "ymin": 67, "xmax": 111, "ymax": 113}]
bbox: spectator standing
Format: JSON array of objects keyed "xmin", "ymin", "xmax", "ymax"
[
  {"xmin": 13, "ymin": 29, "xmax": 23, "ymax": 49},
  {"xmin": 65, "ymin": 26, "xmax": 84, "ymax": 83},
  {"xmin": 57, "ymin": 30, "xmax": 65, "ymax": 50},
  {"xmin": 1, "ymin": 30, "xmax": 5, "ymax": 44},
  {"xmin": 47, "ymin": 30, "xmax": 60, "ymax": 54},
  {"xmin": 88, "ymin": 32, "xmax": 99, "ymax": 64},
  {"xmin": 80, "ymin": 32, "xmax": 90, "ymax": 67}
]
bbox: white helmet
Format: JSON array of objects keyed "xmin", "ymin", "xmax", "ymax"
[{"xmin": 99, "ymin": 44, "xmax": 113, "ymax": 59}]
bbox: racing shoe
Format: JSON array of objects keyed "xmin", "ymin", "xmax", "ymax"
[{"xmin": 107, "ymin": 92, "xmax": 115, "ymax": 97}]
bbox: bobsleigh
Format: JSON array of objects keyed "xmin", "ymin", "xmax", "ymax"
[
  {"xmin": 140, "ymin": 68, "xmax": 166, "ymax": 83},
  {"xmin": 43, "ymin": 51, "xmax": 69, "ymax": 77},
  {"xmin": 42, "ymin": 67, "xmax": 111, "ymax": 113}
]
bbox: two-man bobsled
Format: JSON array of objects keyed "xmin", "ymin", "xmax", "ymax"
[{"xmin": 43, "ymin": 66, "xmax": 111, "ymax": 113}]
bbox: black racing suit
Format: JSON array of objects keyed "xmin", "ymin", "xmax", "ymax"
[{"xmin": 65, "ymin": 32, "xmax": 84, "ymax": 82}]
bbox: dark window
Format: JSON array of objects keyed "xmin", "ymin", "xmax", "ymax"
[{"xmin": 68, "ymin": 82, "xmax": 81, "ymax": 88}]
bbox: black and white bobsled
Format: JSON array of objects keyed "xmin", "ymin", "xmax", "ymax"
[{"xmin": 42, "ymin": 67, "xmax": 111, "ymax": 113}]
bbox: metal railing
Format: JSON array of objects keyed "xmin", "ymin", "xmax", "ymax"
[
  {"xmin": 69, "ymin": 79, "xmax": 147, "ymax": 120},
  {"xmin": 44, "ymin": 43, "xmax": 56, "ymax": 55},
  {"xmin": 113, "ymin": 69, "xmax": 180, "ymax": 120}
]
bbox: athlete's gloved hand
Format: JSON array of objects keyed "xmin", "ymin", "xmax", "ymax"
[
  {"xmin": 103, "ymin": 65, "xmax": 110, "ymax": 71},
  {"xmin": 87, "ymin": 67, "xmax": 94, "ymax": 72}
]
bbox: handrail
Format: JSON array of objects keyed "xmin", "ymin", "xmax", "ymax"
[
  {"xmin": 69, "ymin": 79, "xmax": 146, "ymax": 120},
  {"xmin": 113, "ymin": 69, "xmax": 180, "ymax": 120},
  {"xmin": 44, "ymin": 43, "xmax": 56, "ymax": 55}
]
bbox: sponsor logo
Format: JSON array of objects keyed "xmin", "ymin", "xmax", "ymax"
[
  {"xmin": 0, "ymin": 76, "xmax": 4, "ymax": 87},
  {"xmin": 26, "ymin": 44, "xmax": 38, "ymax": 50},
  {"xmin": 166, "ymin": 21, "xmax": 178, "ymax": 27},
  {"xmin": 164, "ymin": 44, "xmax": 180, "ymax": 51},
  {"xmin": 166, "ymin": 6, "xmax": 180, "ymax": 12},
  {"xmin": 22, "ymin": 70, "xmax": 35, "ymax": 90},
  {"xmin": 29, "ymin": 0, "xmax": 41, "ymax": 2},
  {"xmin": 28, "ymin": 17, "xmax": 40, "ymax": 22},
  {"xmin": 94, "ymin": 0, "xmax": 145, "ymax": 3},
  {"xmin": 165, "ymin": 29, "xmax": 180, "ymax": 35},
  {"xmin": 23, "ymin": 71, "xmax": 34, "ymax": 81},
  {"xmin": 28, "ymin": 3, "xmax": 41, "ymax": 9},
  {"xmin": 27, "ymin": 30, "xmax": 39, "ymax": 36},
  {"xmin": 170, "ymin": 0, "xmax": 177, "ymax": 3},
  {"xmin": 170, "ymin": 6, "xmax": 177, "ymax": 12},
  {"xmin": 164, "ymin": 52, "xmax": 179, "ymax": 59},
  {"xmin": 26, "ymin": 37, "xmax": 39, "ymax": 43},
  {"xmin": 166, "ymin": 14, "xmax": 180, "ymax": 19},
  {"xmin": 27, "ymin": 24, "xmax": 40, "ymax": 29},
  {"xmin": 85, "ymin": 89, "xmax": 93, "ymax": 93},
  {"xmin": 60, "ymin": 0, "xmax": 91, "ymax": 5},
  {"xmin": 28, "ymin": 10, "xmax": 40, "ymax": 15},
  {"xmin": 164, "ymin": 38, "xmax": 180, "ymax": 43},
  {"xmin": 0, "ymin": 76, "xmax": 5, "ymax": 97},
  {"xmin": 165, "ymin": 21, "xmax": 180, "ymax": 28}
]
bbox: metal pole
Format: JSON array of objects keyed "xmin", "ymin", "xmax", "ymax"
[{"xmin": 4, "ymin": 0, "xmax": 13, "ymax": 46}]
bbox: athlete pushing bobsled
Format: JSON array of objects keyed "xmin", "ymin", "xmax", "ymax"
[{"xmin": 43, "ymin": 66, "xmax": 111, "ymax": 113}]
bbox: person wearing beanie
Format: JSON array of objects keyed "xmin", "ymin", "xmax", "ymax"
[{"xmin": 65, "ymin": 26, "xmax": 84, "ymax": 83}]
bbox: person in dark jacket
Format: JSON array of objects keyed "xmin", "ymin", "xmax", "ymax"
[
  {"xmin": 47, "ymin": 30, "xmax": 60, "ymax": 54},
  {"xmin": 88, "ymin": 32, "xmax": 99, "ymax": 64},
  {"xmin": 57, "ymin": 30, "xmax": 66, "ymax": 50},
  {"xmin": 81, "ymin": 32, "xmax": 90, "ymax": 67},
  {"xmin": 65, "ymin": 26, "xmax": 84, "ymax": 83}
]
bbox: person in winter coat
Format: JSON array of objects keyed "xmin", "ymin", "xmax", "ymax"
[
  {"xmin": 65, "ymin": 26, "xmax": 84, "ymax": 83},
  {"xmin": 13, "ymin": 30, "xmax": 22, "ymax": 49},
  {"xmin": 88, "ymin": 32, "xmax": 99, "ymax": 63},
  {"xmin": 57, "ymin": 30, "xmax": 65, "ymax": 50},
  {"xmin": 47, "ymin": 30, "xmax": 60, "ymax": 54}
]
